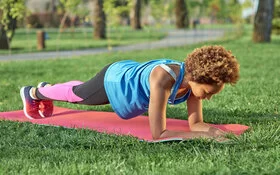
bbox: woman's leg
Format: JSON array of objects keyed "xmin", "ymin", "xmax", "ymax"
[
  {"xmin": 35, "ymin": 64, "xmax": 111, "ymax": 105},
  {"xmin": 36, "ymin": 80, "xmax": 84, "ymax": 102}
]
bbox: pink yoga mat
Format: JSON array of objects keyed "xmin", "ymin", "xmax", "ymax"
[{"xmin": 0, "ymin": 106, "xmax": 249, "ymax": 142}]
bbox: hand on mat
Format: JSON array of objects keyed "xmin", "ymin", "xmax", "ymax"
[
  {"xmin": 209, "ymin": 127, "xmax": 227, "ymax": 137},
  {"xmin": 208, "ymin": 127, "xmax": 230, "ymax": 143}
]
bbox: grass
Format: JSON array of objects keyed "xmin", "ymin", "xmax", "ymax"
[
  {"xmin": 0, "ymin": 26, "xmax": 166, "ymax": 55},
  {"xmin": 0, "ymin": 26, "xmax": 280, "ymax": 174}
]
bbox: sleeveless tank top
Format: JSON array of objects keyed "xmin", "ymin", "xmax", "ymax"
[{"xmin": 104, "ymin": 59, "xmax": 191, "ymax": 119}]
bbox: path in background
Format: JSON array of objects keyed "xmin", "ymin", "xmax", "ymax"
[{"xmin": 0, "ymin": 29, "xmax": 224, "ymax": 61}]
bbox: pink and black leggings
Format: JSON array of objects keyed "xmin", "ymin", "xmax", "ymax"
[{"xmin": 35, "ymin": 64, "xmax": 111, "ymax": 105}]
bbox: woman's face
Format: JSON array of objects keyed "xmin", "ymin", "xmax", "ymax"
[{"xmin": 188, "ymin": 81, "xmax": 224, "ymax": 100}]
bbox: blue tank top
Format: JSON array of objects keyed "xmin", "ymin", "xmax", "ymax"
[{"xmin": 104, "ymin": 59, "xmax": 191, "ymax": 119}]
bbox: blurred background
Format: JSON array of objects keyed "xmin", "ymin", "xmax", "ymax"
[{"xmin": 0, "ymin": 0, "xmax": 279, "ymax": 55}]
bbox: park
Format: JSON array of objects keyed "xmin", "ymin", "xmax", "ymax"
[{"xmin": 0, "ymin": 0, "xmax": 280, "ymax": 174}]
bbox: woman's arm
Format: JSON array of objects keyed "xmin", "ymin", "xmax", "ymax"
[
  {"xmin": 148, "ymin": 66, "xmax": 172, "ymax": 139},
  {"xmin": 148, "ymin": 66, "xmax": 215, "ymax": 140},
  {"xmin": 187, "ymin": 92, "xmax": 225, "ymax": 136}
]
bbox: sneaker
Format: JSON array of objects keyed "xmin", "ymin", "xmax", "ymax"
[
  {"xmin": 20, "ymin": 86, "xmax": 42, "ymax": 119},
  {"xmin": 37, "ymin": 82, "xmax": 54, "ymax": 118}
]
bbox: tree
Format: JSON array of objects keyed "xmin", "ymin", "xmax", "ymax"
[
  {"xmin": 149, "ymin": 0, "xmax": 172, "ymax": 25},
  {"xmin": 227, "ymin": 0, "xmax": 243, "ymax": 23},
  {"xmin": 0, "ymin": 0, "xmax": 25, "ymax": 50},
  {"xmin": 188, "ymin": 0, "xmax": 210, "ymax": 18},
  {"xmin": 59, "ymin": 0, "xmax": 81, "ymax": 31},
  {"xmin": 175, "ymin": 0, "xmax": 189, "ymax": 28},
  {"xmin": 103, "ymin": 0, "xmax": 131, "ymax": 27},
  {"xmin": 93, "ymin": 0, "xmax": 106, "ymax": 39},
  {"xmin": 130, "ymin": 0, "xmax": 142, "ymax": 29},
  {"xmin": 253, "ymin": 0, "xmax": 275, "ymax": 42}
]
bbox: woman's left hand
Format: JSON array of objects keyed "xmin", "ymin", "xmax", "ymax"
[{"xmin": 209, "ymin": 127, "xmax": 227, "ymax": 137}]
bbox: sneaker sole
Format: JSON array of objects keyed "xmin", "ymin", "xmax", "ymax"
[
  {"xmin": 39, "ymin": 108, "xmax": 47, "ymax": 118},
  {"xmin": 20, "ymin": 87, "xmax": 37, "ymax": 120}
]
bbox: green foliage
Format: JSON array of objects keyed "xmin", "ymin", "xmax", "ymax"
[
  {"xmin": 149, "ymin": 0, "xmax": 173, "ymax": 26},
  {"xmin": 0, "ymin": 0, "xmax": 25, "ymax": 38},
  {"xmin": 188, "ymin": 0, "xmax": 244, "ymax": 23},
  {"xmin": 0, "ymin": 0, "xmax": 25, "ymax": 24},
  {"xmin": 208, "ymin": 0, "xmax": 243, "ymax": 23},
  {"xmin": 188, "ymin": 0, "xmax": 210, "ymax": 17},
  {"xmin": 59, "ymin": 0, "xmax": 81, "ymax": 14},
  {"xmin": 272, "ymin": 0, "xmax": 280, "ymax": 34},
  {"xmin": 242, "ymin": 0, "xmax": 253, "ymax": 9},
  {"xmin": 59, "ymin": 0, "xmax": 89, "ymax": 20},
  {"xmin": 227, "ymin": 0, "xmax": 243, "ymax": 23},
  {"xmin": 103, "ymin": 0, "xmax": 132, "ymax": 26}
]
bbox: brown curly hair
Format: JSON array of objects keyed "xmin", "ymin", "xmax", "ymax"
[{"xmin": 185, "ymin": 45, "xmax": 239, "ymax": 85}]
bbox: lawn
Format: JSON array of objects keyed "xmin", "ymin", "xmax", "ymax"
[
  {"xmin": 0, "ymin": 26, "xmax": 166, "ymax": 55},
  {"xmin": 0, "ymin": 26, "xmax": 280, "ymax": 174}
]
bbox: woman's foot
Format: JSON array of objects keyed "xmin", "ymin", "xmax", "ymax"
[{"xmin": 20, "ymin": 86, "xmax": 42, "ymax": 119}]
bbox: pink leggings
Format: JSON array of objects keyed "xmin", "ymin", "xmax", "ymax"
[
  {"xmin": 36, "ymin": 64, "xmax": 111, "ymax": 105},
  {"xmin": 37, "ymin": 81, "xmax": 84, "ymax": 103}
]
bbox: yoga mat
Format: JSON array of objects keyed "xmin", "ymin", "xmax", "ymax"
[{"xmin": 0, "ymin": 106, "xmax": 249, "ymax": 142}]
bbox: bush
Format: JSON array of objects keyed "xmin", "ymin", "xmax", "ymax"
[
  {"xmin": 272, "ymin": 18, "xmax": 280, "ymax": 34},
  {"xmin": 272, "ymin": 0, "xmax": 280, "ymax": 35}
]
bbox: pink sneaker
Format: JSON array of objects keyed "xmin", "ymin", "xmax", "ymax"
[
  {"xmin": 37, "ymin": 82, "xmax": 54, "ymax": 118},
  {"xmin": 20, "ymin": 86, "xmax": 42, "ymax": 119}
]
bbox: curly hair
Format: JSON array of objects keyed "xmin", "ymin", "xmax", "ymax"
[{"xmin": 185, "ymin": 45, "xmax": 240, "ymax": 85}]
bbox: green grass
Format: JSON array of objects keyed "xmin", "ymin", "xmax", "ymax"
[
  {"xmin": 0, "ymin": 26, "xmax": 166, "ymax": 55},
  {"xmin": 0, "ymin": 26, "xmax": 280, "ymax": 174}
]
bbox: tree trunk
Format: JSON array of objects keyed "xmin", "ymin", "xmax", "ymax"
[
  {"xmin": 175, "ymin": 0, "xmax": 189, "ymax": 29},
  {"xmin": 0, "ymin": 27, "xmax": 9, "ymax": 50},
  {"xmin": 130, "ymin": 0, "xmax": 142, "ymax": 30},
  {"xmin": 93, "ymin": 0, "xmax": 106, "ymax": 39},
  {"xmin": 253, "ymin": 0, "xmax": 274, "ymax": 42},
  {"xmin": 59, "ymin": 12, "xmax": 68, "ymax": 32},
  {"xmin": 0, "ymin": 9, "xmax": 16, "ymax": 50}
]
